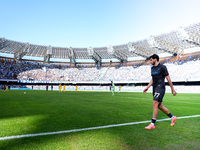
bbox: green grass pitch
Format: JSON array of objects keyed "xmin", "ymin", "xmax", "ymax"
[{"xmin": 0, "ymin": 90, "xmax": 199, "ymax": 149}]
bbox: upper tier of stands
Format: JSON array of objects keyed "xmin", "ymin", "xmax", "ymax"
[{"xmin": 1, "ymin": 22, "xmax": 200, "ymax": 62}]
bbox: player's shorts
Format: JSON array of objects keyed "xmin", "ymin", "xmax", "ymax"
[{"xmin": 153, "ymin": 88, "xmax": 165, "ymax": 102}]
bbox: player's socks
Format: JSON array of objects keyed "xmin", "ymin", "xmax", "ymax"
[
  {"xmin": 167, "ymin": 113, "xmax": 174, "ymax": 118},
  {"xmin": 151, "ymin": 123, "xmax": 155, "ymax": 126},
  {"xmin": 151, "ymin": 118, "xmax": 156, "ymax": 125}
]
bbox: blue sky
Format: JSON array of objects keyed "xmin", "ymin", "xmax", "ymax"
[{"xmin": 1, "ymin": 0, "xmax": 200, "ymax": 48}]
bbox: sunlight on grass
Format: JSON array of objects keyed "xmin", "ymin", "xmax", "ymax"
[{"xmin": 0, "ymin": 115, "xmax": 46, "ymax": 137}]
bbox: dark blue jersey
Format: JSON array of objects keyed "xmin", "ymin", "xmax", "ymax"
[{"xmin": 151, "ymin": 63, "xmax": 169, "ymax": 89}]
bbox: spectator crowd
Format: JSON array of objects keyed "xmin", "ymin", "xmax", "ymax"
[{"xmin": 0, "ymin": 58, "xmax": 200, "ymax": 83}]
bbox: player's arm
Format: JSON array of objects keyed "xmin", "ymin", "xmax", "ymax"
[
  {"xmin": 165, "ymin": 75, "xmax": 177, "ymax": 96},
  {"xmin": 143, "ymin": 78, "xmax": 153, "ymax": 93}
]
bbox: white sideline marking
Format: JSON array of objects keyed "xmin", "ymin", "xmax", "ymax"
[{"xmin": 0, "ymin": 115, "xmax": 199, "ymax": 141}]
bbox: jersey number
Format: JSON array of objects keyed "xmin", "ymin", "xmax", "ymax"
[{"xmin": 154, "ymin": 92, "xmax": 160, "ymax": 98}]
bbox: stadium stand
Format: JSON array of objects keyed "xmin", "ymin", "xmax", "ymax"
[
  {"xmin": 27, "ymin": 44, "xmax": 47, "ymax": 57},
  {"xmin": 93, "ymin": 47, "xmax": 113, "ymax": 59},
  {"xmin": 113, "ymin": 44, "xmax": 137, "ymax": 61},
  {"xmin": 51, "ymin": 47, "xmax": 70, "ymax": 59},
  {"xmin": 184, "ymin": 23, "xmax": 200, "ymax": 45},
  {"xmin": 1, "ymin": 23, "xmax": 199, "ymax": 63},
  {"xmin": 1, "ymin": 22, "xmax": 200, "ymax": 92},
  {"xmin": 73, "ymin": 47, "xmax": 92, "ymax": 59},
  {"xmin": 1, "ymin": 54, "xmax": 199, "ymax": 83},
  {"xmin": 153, "ymin": 31, "xmax": 196, "ymax": 55}
]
